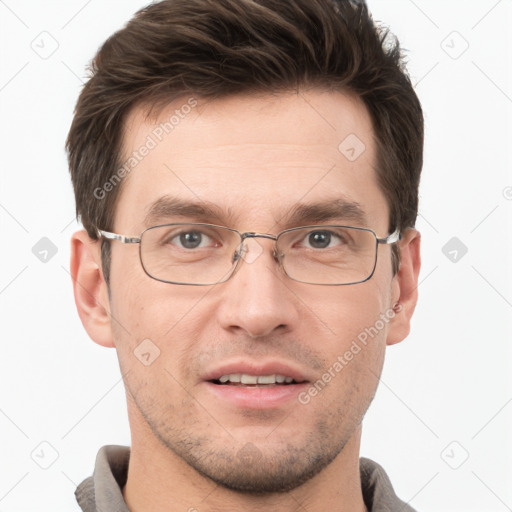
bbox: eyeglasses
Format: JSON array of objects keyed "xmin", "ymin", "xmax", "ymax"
[{"xmin": 97, "ymin": 223, "xmax": 401, "ymax": 286}]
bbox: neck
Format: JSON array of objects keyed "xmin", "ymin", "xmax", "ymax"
[{"xmin": 122, "ymin": 400, "xmax": 367, "ymax": 512}]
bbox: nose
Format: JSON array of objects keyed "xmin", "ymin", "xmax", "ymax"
[{"xmin": 215, "ymin": 237, "xmax": 299, "ymax": 338}]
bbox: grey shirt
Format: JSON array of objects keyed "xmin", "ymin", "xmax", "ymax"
[{"xmin": 75, "ymin": 445, "xmax": 417, "ymax": 512}]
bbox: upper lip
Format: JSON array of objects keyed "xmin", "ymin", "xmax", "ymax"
[{"xmin": 202, "ymin": 360, "xmax": 311, "ymax": 383}]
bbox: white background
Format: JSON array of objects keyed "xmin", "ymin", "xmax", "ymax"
[{"xmin": 0, "ymin": 1, "xmax": 511, "ymax": 511}]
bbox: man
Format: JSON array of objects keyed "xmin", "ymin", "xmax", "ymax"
[{"xmin": 67, "ymin": 0, "xmax": 423, "ymax": 510}]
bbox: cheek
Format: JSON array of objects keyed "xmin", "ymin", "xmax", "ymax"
[
  {"xmin": 309, "ymin": 289, "xmax": 388, "ymax": 421},
  {"xmin": 308, "ymin": 279, "xmax": 392, "ymax": 345},
  {"xmin": 109, "ymin": 246, "xmax": 197, "ymax": 334},
  {"xmin": 305, "ymin": 281, "xmax": 390, "ymax": 392},
  {"xmin": 109, "ymin": 270, "xmax": 211, "ymax": 379}
]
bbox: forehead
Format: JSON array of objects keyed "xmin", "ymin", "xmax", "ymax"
[{"xmin": 115, "ymin": 90, "xmax": 389, "ymax": 233}]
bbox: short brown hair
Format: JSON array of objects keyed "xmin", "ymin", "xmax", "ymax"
[{"xmin": 66, "ymin": 0, "xmax": 423, "ymax": 285}]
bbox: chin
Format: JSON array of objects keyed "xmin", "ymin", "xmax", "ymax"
[
  {"xmin": 194, "ymin": 451, "xmax": 337, "ymax": 495},
  {"xmin": 161, "ymin": 425, "xmax": 346, "ymax": 495}
]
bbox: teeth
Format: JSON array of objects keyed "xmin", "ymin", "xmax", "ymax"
[
  {"xmin": 241, "ymin": 374, "xmax": 258, "ymax": 384},
  {"xmin": 217, "ymin": 373, "xmax": 296, "ymax": 385}
]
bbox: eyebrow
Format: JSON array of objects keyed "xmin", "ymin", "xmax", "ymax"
[
  {"xmin": 280, "ymin": 198, "xmax": 367, "ymax": 227},
  {"xmin": 143, "ymin": 195, "xmax": 368, "ymax": 229}
]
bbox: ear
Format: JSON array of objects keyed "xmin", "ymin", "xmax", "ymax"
[
  {"xmin": 386, "ymin": 228, "xmax": 421, "ymax": 346},
  {"xmin": 70, "ymin": 229, "xmax": 115, "ymax": 348}
]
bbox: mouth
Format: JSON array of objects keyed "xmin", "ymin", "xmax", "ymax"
[
  {"xmin": 202, "ymin": 362, "xmax": 311, "ymax": 409},
  {"xmin": 210, "ymin": 373, "xmax": 306, "ymax": 387}
]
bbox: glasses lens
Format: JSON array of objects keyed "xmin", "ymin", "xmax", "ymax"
[
  {"xmin": 140, "ymin": 224, "xmax": 240, "ymax": 284},
  {"xmin": 277, "ymin": 226, "xmax": 377, "ymax": 285},
  {"xmin": 140, "ymin": 223, "xmax": 378, "ymax": 286}
]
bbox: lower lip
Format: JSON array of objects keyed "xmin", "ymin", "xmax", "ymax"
[{"xmin": 203, "ymin": 382, "xmax": 309, "ymax": 409}]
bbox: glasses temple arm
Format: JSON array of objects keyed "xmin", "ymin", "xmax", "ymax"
[
  {"xmin": 377, "ymin": 228, "xmax": 401, "ymax": 245},
  {"xmin": 96, "ymin": 229, "xmax": 141, "ymax": 244}
]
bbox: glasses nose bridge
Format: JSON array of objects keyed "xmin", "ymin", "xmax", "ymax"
[
  {"xmin": 238, "ymin": 231, "xmax": 281, "ymax": 261},
  {"xmin": 240, "ymin": 232, "xmax": 278, "ymax": 242}
]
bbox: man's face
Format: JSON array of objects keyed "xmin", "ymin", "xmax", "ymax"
[{"xmin": 106, "ymin": 90, "xmax": 398, "ymax": 492}]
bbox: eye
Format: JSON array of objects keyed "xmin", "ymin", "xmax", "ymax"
[
  {"xmin": 302, "ymin": 230, "xmax": 346, "ymax": 249},
  {"xmin": 168, "ymin": 230, "xmax": 216, "ymax": 249}
]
